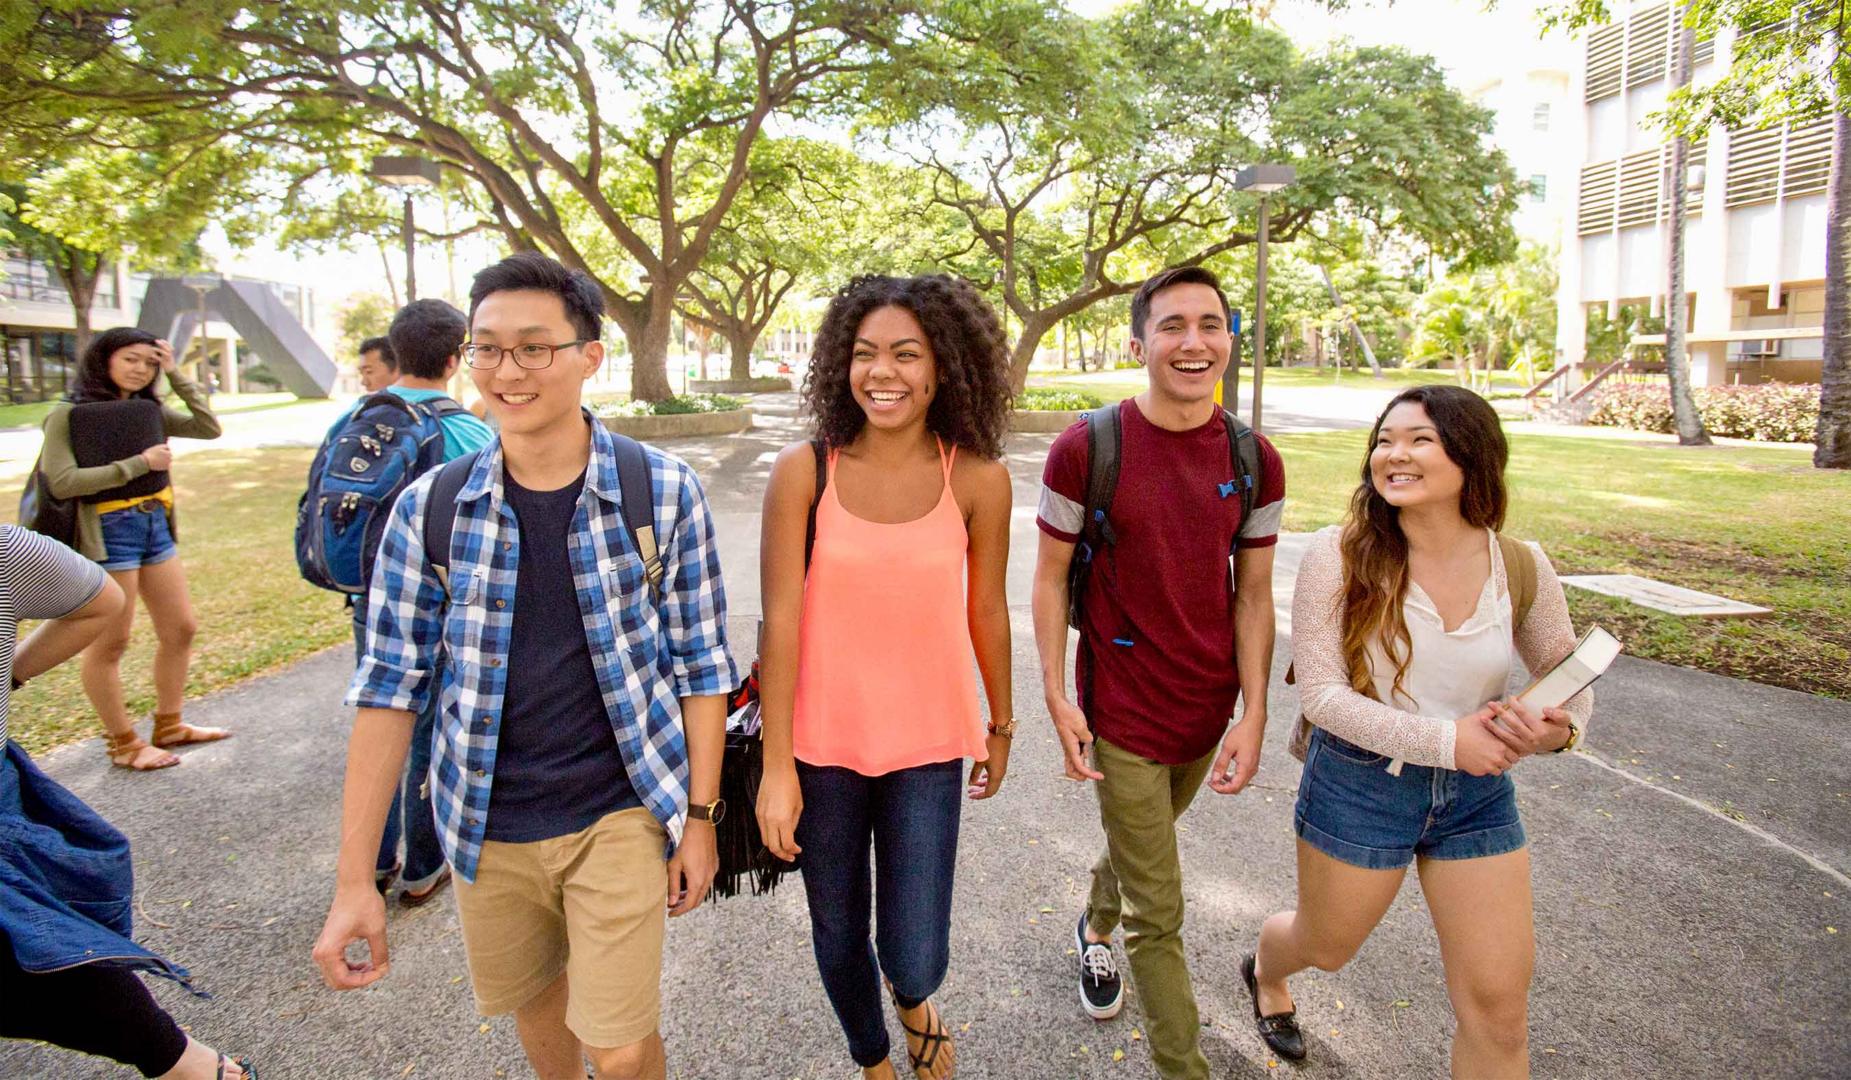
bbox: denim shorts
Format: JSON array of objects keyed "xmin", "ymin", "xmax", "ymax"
[
  {"xmin": 1294, "ymin": 726, "xmax": 1526, "ymax": 870},
  {"xmin": 98, "ymin": 503, "xmax": 177, "ymax": 572}
]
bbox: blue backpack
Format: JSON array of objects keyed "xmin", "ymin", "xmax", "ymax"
[{"xmin": 295, "ymin": 392, "xmax": 466, "ymax": 595}]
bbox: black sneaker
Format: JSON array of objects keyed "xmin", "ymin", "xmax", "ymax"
[{"xmin": 1075, "ymin": 911, "xmax": 1124, "ymax": 1020}]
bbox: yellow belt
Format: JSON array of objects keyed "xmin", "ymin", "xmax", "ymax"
[{"xmin": 93, "ymin": 487, "xmax": 174, "ymax": 517}]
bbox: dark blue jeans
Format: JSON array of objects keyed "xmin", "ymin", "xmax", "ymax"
[
  {"xmin": 795, "ymin": 758, "xmax": 963, "ymax": 1068},
  {"xmin": 352, "ymin": 605, "xmax": 443, "ymax": 886}
]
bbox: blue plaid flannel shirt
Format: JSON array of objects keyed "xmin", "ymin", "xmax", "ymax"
[{"xmin": 346, "ymin": 417, "xmax": 738, "ymax": 882}]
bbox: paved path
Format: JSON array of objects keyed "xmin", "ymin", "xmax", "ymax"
[{"xmin": 4, "ymin": 396, "xmax": 1846, "ymax": 1079}]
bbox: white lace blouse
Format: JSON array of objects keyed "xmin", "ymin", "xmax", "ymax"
[{"xmin": 1289, "ymin": 525, "xmax": 1594, "ymax": 771}]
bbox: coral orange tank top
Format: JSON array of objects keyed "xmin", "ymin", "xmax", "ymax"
[{"xmin": 792, "ymin": 439, "xmax": 987, "ymax": 775}]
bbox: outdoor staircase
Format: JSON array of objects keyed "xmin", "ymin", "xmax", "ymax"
[{"xmin": 138, "ymin": 277, "xmax": 338, "ymax": 397}]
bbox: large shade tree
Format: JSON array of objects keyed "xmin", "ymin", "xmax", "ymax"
[
  {"xmin": 879, "ymin": 0, "xmax": 1521, "ymax": 390},
  {"xmin": 0, "ymin": 0, "xmax": 913, "ymax": 401}
]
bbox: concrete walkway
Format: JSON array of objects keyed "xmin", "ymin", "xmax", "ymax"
[{"xmin": 4, "ymin": 395, "xmax": 1846, "ymax": 1079}]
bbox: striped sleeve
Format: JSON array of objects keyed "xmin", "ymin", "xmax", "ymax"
[
  {"xmin": 2, "ymin": 526, "xmax": 107, "ymax": 621},
  {"xmin": 1035, "ymin": 420, "xmax": 1091, "ymax": 543},
  {"xmin": 1236, "ymin": 434, "xmax": 1286, "ymax": 549}
]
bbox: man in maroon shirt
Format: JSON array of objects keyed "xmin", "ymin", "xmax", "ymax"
[{"xmin": 1032, "ymin": 267, "xmax": 1285, "ymax": 1080}]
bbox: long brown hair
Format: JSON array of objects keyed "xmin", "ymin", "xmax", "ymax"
[{"xmin": 1339, "ymin": 385, "xmax": 1509, "ymax": 703}]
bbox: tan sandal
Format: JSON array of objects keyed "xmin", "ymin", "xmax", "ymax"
[
  {"xmin": 105, "ymin": 731, "xmax": 180, "ymax": 771},
  {"xmin": 150, "ymin": 711, "xmax": 232, "ymax": 749}
]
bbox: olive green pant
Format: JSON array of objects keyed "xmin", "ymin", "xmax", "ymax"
[{"xmin": 1085, "ymin": 736, "xmax": 1216, "ymax": 1080}]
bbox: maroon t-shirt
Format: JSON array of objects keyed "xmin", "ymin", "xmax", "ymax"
[{"xmin": 1037, "ymin": 399, "xmax": 1286, "ymax": 765}]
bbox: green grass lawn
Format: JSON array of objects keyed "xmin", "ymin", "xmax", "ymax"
[
  {"xmin": 1271, "ymin": 428, "xmax": 1851, "ymax": 699},
  {"xmin": 4, "ymin": 447, "xmax": 352, "ymax": 754}
]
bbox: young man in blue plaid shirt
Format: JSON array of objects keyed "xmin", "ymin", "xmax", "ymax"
[{"xmin": 312, "ymin": 252, "xmax": 737, "ymax": 1080}]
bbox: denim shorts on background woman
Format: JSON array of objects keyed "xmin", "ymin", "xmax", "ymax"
[
  {"xmin": 1294, "ymin": 726, "xmax": 1527, "ymax": 870},
  {"xmin": 98, "ymin": 504, "xmax": 177, "ymax": 572}
]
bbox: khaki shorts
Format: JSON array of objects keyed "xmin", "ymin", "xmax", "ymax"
[{"xmin": 452, "ymin": 807, "xmax": 668, "ymax": 1048}]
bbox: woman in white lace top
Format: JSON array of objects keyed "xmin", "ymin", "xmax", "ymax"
[{"xmin": 1238, "ymin": 386, "xmax": 1591, "ymax": 1078}]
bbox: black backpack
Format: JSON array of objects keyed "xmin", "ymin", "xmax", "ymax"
[
  {"xmin": 420, "ymin": 433, "xmax": 664, "ymax": 598},
  {"xmin": 1065, "ymin": 400, "xmax": 1262, "ymax": 633}
]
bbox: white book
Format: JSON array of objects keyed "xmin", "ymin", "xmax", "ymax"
[{"xmin": 1518, "ymin": 626, "xmax": 1623, "ymax": 708}]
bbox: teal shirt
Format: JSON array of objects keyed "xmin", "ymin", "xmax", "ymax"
[{"xmin": 328, "ymin": 387, "xmax": 491, "ymax": 463}]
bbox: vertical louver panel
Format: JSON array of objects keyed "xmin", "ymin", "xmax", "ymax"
[
  {"xmin": 1616, "ymin": 148, "xmax": 1663, "ymax": 227},
  {"xmin": 1579, "ymin": 160, "xmax": 1618, "ymax": 235},
  {"xmin": 1781, "ymin": 118, "xmax": 1832, "ymax": 197},
  {"xmin": 1586, "ymin": 23, "xmax": 1623, "ymax": 100},
  {"xmin": 1726, "ymin": 124, "xmax": 1788, "ymax": 207},
  {"xmin": 1627, "ymin": 4, "xmax": 1670, "ymax": 88}
]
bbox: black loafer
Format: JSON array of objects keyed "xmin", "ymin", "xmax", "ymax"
[{"xmin": 1241, "ymin": 952, "xmax": 1306, "ymax": 1062}]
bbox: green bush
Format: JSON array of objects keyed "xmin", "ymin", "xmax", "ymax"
[
  {"xmin": 596, "ymin": 393, "xmax": 745, "ymax": 418},
  {"xmin": 1015, "ymin": 387, "xmax": 1103, "ymax": 411},
  {"xmin": 1586, "ymin": 383, "xmax": 1819, "ymax": 443}
]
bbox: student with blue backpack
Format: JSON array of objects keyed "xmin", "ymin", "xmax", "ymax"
[{"xmin": 297, "ymin": 298, "xmax": 490, "ymax": 906}]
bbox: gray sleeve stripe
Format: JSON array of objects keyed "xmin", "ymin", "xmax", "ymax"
[
  {"xmin": 1239, "ymin": 498, "xmax": 1284, "ymax": 539},
  {"xmin": 1038, "ymin": 486, "xmax": 1084, "ymax": 535}
]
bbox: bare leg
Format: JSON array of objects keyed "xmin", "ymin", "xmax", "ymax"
[
  {"xmin": 512, "ymin": 971, "xmax": 587, "ymax": 1080},
  {"xmin": 1418, "ymin": 849, "xmax": 1535, "ymax": 1080},
  {"xmin": 159, "ymin": 1037, "xmax": 248, "ymax": 1080},
  {"xmin": 585, "ymin": 1030, "xmax": 667, "ymax": 1080},
  {"xmin": 1253, "ymin": 838, "xmax": 1407, "ymax": 1015},
  {"xmin": 81, "ymin": 569, "xmax": 174, "ymax": 769},
  {"xmin": 136, "ymin": 556, "xmax": 201, "ymax": 720}
]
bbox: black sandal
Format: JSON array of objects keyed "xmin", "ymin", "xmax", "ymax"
[
  {"xmin": 1241, "ymin": 952, "xmax": 1306, "ymax": 1062},
  {"xmin": 892, "ymin": 994, "xmax": 953, "ymax": 1077},
  {"xmin": 217, "ymin": 1054, "xmax": 258, "ymax": 1080}
]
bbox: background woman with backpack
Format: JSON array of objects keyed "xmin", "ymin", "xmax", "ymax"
[
  {"xmin": 1242, "ymin": 385, "xmax": 1593, "ymax": 1078},
  {"xmin": 38, "ymin": 328, "xmax": 224, "ymax": 771},
  {"xmin": 754, "ymin": 274, "xmax": 1015, "ymax": 1079}
]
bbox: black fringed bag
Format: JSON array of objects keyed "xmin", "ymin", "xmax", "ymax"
[{"xmin": 710, "ymin": 440, "xmax": 827, "ymax": 901}]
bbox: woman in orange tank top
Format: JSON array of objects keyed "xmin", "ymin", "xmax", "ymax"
[{"xmin": 756, "ymin": 275, "xmax": 1015, "ymax": 1080}]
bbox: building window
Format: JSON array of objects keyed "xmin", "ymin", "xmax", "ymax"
[
  {"xmin": 1532, "ymin": 103, "xmax": 1551, "ymax": 131},
  {"xmin": 1530, "ymin": 175, "xmax": 1549, "ymax": 203}
]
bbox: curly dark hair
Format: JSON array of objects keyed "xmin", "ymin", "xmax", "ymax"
[
  {"xmin": 802, "ymin": 274, "xmax": 1012, "ymax": 459},
  {"xmin": 69, "ymin": 326, "xmax": 163, "ymax": 404}
]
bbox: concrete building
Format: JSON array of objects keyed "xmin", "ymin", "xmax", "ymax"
[
  {"xmin": 1554, "ymin": 0, "xmax": 1830, "ymax": 385},
  {"xmin": 1466, "ymin": 58, "xmax": 1578, "ymax": 246},
  {"xmin": 0, "ymin": 254, "xmax": 328, "ymax": 402}
]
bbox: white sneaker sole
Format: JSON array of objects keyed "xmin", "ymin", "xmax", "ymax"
[{"xmin": 1075, "ymin": 916, "xmax": 1124, "ymax": 1020}]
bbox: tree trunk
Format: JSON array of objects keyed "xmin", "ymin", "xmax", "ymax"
[
  {"xmin": 1815, "ymin": 102, "xmax": 1850, "ymax": 467},
  {"xmin": 52, "ymin": 252, "xmax": 100, "ymax": 358},
  {"xmin": 630, "ymin": 309, "xmax": 675, "ymax": 402},
  {"xmin": 621, "ymin": 290, "xmax": 681, "ymax": 401},
  {"xmin": 1664, "ymin": 23, "xmax": 1712, "ymax": 445},
  {"xmin": 728, "ymin": 329, "xmax": 755, "ymax": 382},
  {"xmin": 1007, "ymin": 312, "xmax": 1059, "ymax": 394}
]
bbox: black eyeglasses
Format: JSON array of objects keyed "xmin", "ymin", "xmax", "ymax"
[{"xmin": 462, "ymin": 340, "xmax": 592, "ymax": 370}]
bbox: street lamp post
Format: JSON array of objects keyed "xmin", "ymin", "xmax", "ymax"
[
  {"xmin": 1236, "ymin": 164, "xmax": 1296, "ymax": 434},
  {"xmin": 369, "ymin": 156, "xmax": 442, "ymax": 302}
]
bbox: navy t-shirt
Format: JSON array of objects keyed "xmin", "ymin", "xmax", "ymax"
[{"xmin": 484, "ymin": 467, "xmax": 638, "ymax": 843}]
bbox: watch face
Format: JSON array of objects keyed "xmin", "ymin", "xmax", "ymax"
[{"xmin": 708, "ymin": 798, "xmax": 726, "ymax": 826}]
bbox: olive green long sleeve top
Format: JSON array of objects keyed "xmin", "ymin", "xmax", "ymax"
[{"xmin": 38, "ymin": 368, "xmax": 223, "ymax": 562}]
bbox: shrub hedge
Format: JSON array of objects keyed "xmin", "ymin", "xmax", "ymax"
[
  {"xmin": 1014, "ymin": 387, "xmax": 1104, "ymax": 411},
  {"xmin": 1585, "ymin": 382, "xmax": 1819, "ymax": 443},
  {"xmin": 596, "ymin": 393, "xmax": 746, "ymax": 418}
]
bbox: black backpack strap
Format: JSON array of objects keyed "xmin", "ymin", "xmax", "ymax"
[
  {"xmin": 610, "ymin": 433, "xmax": 665, "ymax": 594},
  {"xmin": 422, "ymin": 450, "xmax": 480, "ymax": 594},
  {"xmin": 804, "ymin": 439, "xmax": 828, "ymax": 570},
  {"xmin": 424, "ymin": 396, "xmax": 468, "ymax": 419},
  {"xmin": 1081, "ymin": 402, "xmax": 1123, "ymax": 555},
  {"xmin": 1220, "ymin": 409, "xmax": 1261, "ymax": 534}
]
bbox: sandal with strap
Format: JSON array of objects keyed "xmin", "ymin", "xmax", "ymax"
[
  {"xmin": 150, "ymin": 712, "xmax": 232, "ymax": 749},
  {"xmin": 891, "ymin": 993, "xmax": 954, "ymax": 1078},
  {"xmin": 104, "ymin": 731, "xmax": 179, "ymax": 771},
  {"xmin": 217, "ymin": 1053, "xmax": 257, "ymax": 1080}
]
